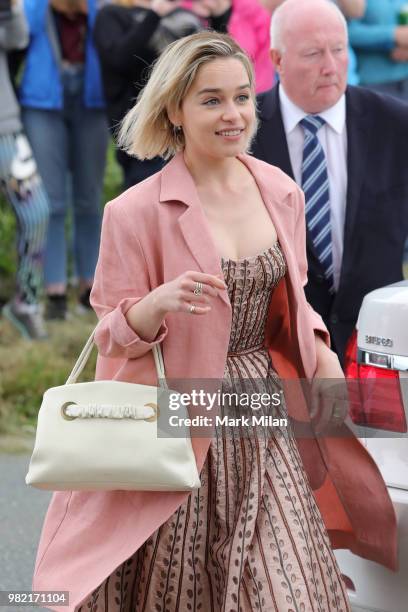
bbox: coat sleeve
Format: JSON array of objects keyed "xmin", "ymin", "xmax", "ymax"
[
  {"xmin": 90, "ymin": 201, "xmax": 168, "ymax": 359},
  {"xmin": 291, "ymin": 185, "xmax": 331, "ymax": 347},
  {"xmin": 348, "ymin": 18, "xmax": 396, "ymax": 51}
]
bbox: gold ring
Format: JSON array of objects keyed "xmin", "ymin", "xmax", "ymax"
[
  {"xmin": 189, "ymin": 304, "xmax": 196, "ymax": 314},
  {"xmin": 193, "ymin": 281, "xmax": 203, "ymax": 296}
]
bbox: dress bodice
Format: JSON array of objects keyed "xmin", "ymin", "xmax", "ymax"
[{"xmin": 221, "ymin": 242, "xmax": 287, "ymax": 354}]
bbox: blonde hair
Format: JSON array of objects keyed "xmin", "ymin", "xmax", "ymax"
[{"xmin": 117, "ymin": 31, "xmax": 257, "ymax": 161}]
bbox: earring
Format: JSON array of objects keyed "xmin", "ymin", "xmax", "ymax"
[{"xmin": 174, "ymin": 125, "xmax": 182, "ymax": 134}]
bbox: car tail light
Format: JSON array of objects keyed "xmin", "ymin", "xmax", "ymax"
[{"xmin": 345, "ymin": 330, "xmax": 407, "ymax": 433}]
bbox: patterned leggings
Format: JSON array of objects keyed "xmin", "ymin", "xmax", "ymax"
[{"xmin": 0, "ymin": 132, "xmax": 49, "ymax": 304}]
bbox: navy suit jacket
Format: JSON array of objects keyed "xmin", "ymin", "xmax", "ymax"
[{"xmin": 251, "ymin": 85, "xmax": 408, "ymax": 363}]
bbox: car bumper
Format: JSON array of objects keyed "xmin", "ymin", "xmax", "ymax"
[{"xmin": 335, "ymin": 487, "xmax": 408, "ymax": 612}]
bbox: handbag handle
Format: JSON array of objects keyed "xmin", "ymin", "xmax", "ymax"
[{"xmin": 65, "ymin": 331, "xmax": 168, "ymax": 388}]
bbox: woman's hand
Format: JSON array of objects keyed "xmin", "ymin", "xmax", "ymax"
[
  {"xmin": 309, "ymin": 335, "xmax": 349, "ymax": 434},
  {"xmin": 125, "ymin": 271, "xmax": 227, "ymax": 343},
  {"xmin": 152, "ymin": 270, "xmax": 226, "ymax": 316}
]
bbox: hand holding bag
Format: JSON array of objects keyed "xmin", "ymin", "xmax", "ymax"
[{"xmin": 25, "ymin": 331, "xmax": 201, "ymax": 491}]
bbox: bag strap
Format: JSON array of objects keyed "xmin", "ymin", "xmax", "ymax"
[{"xmin": 65, "ymin": 331, "xmax": 168, "ymax": 388}]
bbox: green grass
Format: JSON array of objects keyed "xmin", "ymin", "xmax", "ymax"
[{"xmin": 0, "ymin": 141, "xmax": 122, "ymax": 438}]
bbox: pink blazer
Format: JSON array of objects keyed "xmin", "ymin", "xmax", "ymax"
[{"xmin": 32, "ymin": 154, "xmax": 397, "ymax": 611}]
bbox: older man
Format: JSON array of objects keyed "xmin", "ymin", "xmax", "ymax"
[{"xmin": 251, "ymin": 0, "xmax": 408, "ymax": 364}]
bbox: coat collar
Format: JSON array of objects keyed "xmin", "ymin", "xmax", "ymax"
[{"xmin": 159, "ymin": 152, "xmax": 296, "ymax": 309}]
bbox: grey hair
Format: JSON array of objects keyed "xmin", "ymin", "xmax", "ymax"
[{"xmin": 270, "ymin": 0, "xmax": 348, "ymax": 53}]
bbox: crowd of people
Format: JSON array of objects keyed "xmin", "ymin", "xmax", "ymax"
[{"xmin": 1, "ymin": 0, "xmax": 408, "ymax": 360}]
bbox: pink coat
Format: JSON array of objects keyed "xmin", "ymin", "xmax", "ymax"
[{"xmin": 32, "ymin": 154, "xmax": 397, "ymax": 611}]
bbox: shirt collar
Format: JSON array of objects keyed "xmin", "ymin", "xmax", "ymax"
[{"xmin": 279, "ymin": 85, "xmax": 346, "ymax": 135}]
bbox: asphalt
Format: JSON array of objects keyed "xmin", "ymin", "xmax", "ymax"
[{"xmin": 0, "ymin": 452, "xmax": 52, "ymax": 612}]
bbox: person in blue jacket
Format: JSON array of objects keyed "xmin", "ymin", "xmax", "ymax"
[
  {"xmin": 332, "ymin": 0, "xmax": 366, "ymax": 85},
  {"xmin": 20, "ymin": 0, "xmax": 108, "ymax": 320},
  {"xmin": 348, "ymin": 0, "xmax": 408, "ymax": 98}
]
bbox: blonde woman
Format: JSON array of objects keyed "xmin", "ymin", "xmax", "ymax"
[{"xmin": 33, "ymin": 31, "xmax": 396, "ymax": 612}]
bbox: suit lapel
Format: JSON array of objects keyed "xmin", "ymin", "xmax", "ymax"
[
  {"xmin": 257, "ymin": 86, "xmax": 295, "ymax": 180},
  {"xmin": 340, "ymin": 88, "xmax": 371, "ymax": 286}
]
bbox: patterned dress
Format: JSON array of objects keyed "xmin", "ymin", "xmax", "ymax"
[{"xmin": 78, "ymin": 243, "xmax": 350, "ymax": 612}]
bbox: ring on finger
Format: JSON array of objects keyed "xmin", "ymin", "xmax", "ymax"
[
  {"xmin": 193, "ymin": 281, "xmax": 203, "ymax": 296},
  {"xmin": 189, "ymin": 304, "xmax": 196, "ymax": 314}
]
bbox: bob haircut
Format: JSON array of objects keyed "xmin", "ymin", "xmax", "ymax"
[{"xmin": 117, "ymin": 31, "xmax": 257, "ymax": 161}]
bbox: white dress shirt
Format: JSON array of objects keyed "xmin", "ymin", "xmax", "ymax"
[{"xmin": 279, "ymin": 85, "xmax": 348, "ymax": 292}]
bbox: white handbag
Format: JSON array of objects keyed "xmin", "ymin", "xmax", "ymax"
[{"xmin": 25, "ymin": 332, "xmax": 201, "ymax": 492}]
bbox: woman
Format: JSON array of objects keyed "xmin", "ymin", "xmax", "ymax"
[
  {"xmin": 33, "ymin": 32, "xmax": 396, "ymax": 612},
  {"xmin": 20, "ymin": 0, "xmax": 108, "ymax": 320},
  {"xmin": 0, "ymin": 0, "xmax": 49, "ymax": 339},
  {"xmin": 93, "ymin": 0, "xmax": 231, "ymax": 187}
]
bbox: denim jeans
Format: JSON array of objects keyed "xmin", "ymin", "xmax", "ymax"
[{"xmin": 22, "ymin": 65, "xmax": 108, "ymax": 287}]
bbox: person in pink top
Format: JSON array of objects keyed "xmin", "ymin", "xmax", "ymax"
[{"xmin": 229, "ymin": 0, "xmax": 283, "ymax": 92}]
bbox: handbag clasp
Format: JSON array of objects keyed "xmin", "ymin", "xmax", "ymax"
[{"xmin": 61, "ymin": 401, "xmax": 78, "ymax": 421}]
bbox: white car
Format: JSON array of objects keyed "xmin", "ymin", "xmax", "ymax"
[{"xmin": 334, "ymin": 281, "xmax": 408, "ymax": 612}]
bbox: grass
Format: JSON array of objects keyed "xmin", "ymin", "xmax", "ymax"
[
  {"xmin": 0, "ymin": 142, "xmax": 122, "ymax": 443},
  {"xmin": 0, "ymin": 312, "xmax": 97, "ymax": 435}
]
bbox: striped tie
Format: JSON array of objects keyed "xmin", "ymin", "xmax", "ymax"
[{"xmin": 300, "ymin": 115, "xmax": 334, "ymax": 293}]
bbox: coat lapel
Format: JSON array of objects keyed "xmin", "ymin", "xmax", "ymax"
[
  {"xmin": 237, "ymin": 154, "xmax": 296, "ymax": 275},
  {"xmin": 159, "ymin": 152, "xmax": 298, "ymax": 310},
  {"xmin": 339, "ymin": 87, "xmax": 371, "ymax": 286},
  {"xmin": 159, "ymin": 154, "xmax": 230, "ymax": 307},
  {"xmin": 256, "ymin": 86, "xmax": 295, "ymax": 179}
]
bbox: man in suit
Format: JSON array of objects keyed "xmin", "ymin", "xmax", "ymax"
[{"xmin": 251, "ymin": 0, "xmax": 408, "ymax": 364}]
